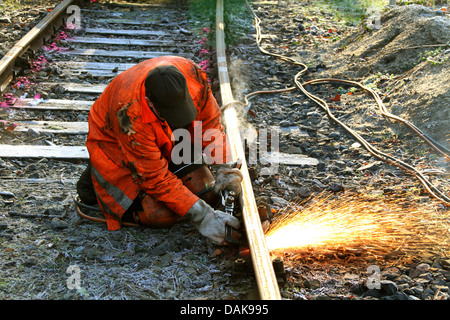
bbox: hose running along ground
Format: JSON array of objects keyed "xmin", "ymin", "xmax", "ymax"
[{"xmin": 235, "ymin": 0, "xmax": 450, "ymax": 205}]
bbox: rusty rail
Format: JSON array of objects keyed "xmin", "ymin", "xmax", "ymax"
[
  {"xmin": 215, "ymin": 0, "xmax": 281, "ymax": 300},
  {"xmin": 0, "ymin": 0, "xmax": 76, "ymax": 92}
]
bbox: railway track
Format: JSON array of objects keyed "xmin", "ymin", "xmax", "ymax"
[
  {"xmin": 0, "ymin": 0, "xmax": 281, "ymax": 300},
  {"xmin": 1, "ymin": 0, "xmax": 200, "ymax": 159},
  {"xmin": 1, "ymin": 0, "xmax": 448, "ymax": 302}
]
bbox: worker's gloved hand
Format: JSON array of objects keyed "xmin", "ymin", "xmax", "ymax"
[
  {"xmin": 186, "ymin": 199, "xmax": 240, "ymax": 245},
  {"xmin": 211, "ymin": 164, "xmax": 243, "ymax": 195}
]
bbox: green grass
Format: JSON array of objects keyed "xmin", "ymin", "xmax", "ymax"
[
  {"xmin": 313, "ymin": 0, "xmax": 386, "ymax": 25},
  {"xmin": 188, "ymin": 0, "xmax": 253, "ymax": 46},
  {"xmin": 419, "ymin": 46, "xmax": 450, "ymax": 65},
  {"xmin": 396, "ymin": 0, "xmax": 449, "ymax": 6}
]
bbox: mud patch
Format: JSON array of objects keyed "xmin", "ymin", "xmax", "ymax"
[{"xmin": 117, "ymin": 101, "xmax": 137, "ymax": 136}]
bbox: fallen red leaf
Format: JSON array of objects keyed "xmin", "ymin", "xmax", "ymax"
[
  {"xmin": 330, "ymin": 94, "xmax": 341, "ymax": 101},
  {"xmin": 0, "ymin": 120, "xmax": 17, "ymax": 132}
]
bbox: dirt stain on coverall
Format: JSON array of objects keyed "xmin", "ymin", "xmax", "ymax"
[
  {"xmin": 117, "ymin": 100, "xmax": 137, "ymax": 136},
  {"xmin": 127, "ymin": 161, "xmax": 143, "ymax": 182}
]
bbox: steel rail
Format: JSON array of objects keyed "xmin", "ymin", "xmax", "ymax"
[
  {"xmin": 215, "ymin": 0, "xmax": 281, "ymax": 300},
  {"xmin": 0, "ymin": 0, "xmax": 77, "ymax": 92}
]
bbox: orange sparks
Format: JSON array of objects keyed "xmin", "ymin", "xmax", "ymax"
[{"xmin": 265, "ymin": 192, "xmax": 449, "ymax": 258}]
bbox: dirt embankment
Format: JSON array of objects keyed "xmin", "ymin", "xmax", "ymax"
[{"xmin": 331, "ymin": 5, "xmax": 449, "ymax": 148}]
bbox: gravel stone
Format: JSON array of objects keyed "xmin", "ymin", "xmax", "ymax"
[{"xmin": 381, "ymin": 280, "xmax": 398, "ymax": 295}]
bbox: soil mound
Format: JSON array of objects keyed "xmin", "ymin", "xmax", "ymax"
[
  {"xmin": 338, "ymin": 5, "xmax": 449, "ymax": 76},
  {"xmin": 332, "ymin": 5, "xmax": 449, "ymax": 148}
]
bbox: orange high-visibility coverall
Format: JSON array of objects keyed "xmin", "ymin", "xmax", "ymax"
[{"xmin": 86, "ymin": 56, "xmax": 230, "ymax": 231}]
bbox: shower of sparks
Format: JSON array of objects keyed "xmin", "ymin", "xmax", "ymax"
[{"xmin": 265, "ymin": 192, "xmax": 449, "ymax": 258}]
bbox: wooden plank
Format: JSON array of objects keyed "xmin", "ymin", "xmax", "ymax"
[
  {"xmin": 94, "ymin": 18, "xmax": 158, "ymax": 25},
  {"xmin": 0, "ymin": 145, "xmax": 88, "ymax": 159},
  {"xmin": 39, "ymin": 82, "xmax": 107, "ymax": 94},
  {"xmin": 93, "ymin": 18, "xmax": 170, "ymax": 26},
  {"xmin": 84, "ymin": 27, "xmax": 167, "ymax": 37},
  {"xmin": 60, "ymin": 83, "xmax": 106, "ymax": 94},
  {"xmin": 215, "ymin": 0, "xmax": 281, "ymax": 300},
  {"xmin": 15, "ymin": 121, "xmax": 88, "ymax": 134},
  {"xmin": 259, "ymin": 152, "xmax": 319, "ymax": 166},
  {"xmin": 56, "ymin": 61, "xmax": 136, "ymax": 71},
  {"xmin": 0, "ymin": 177, "xmax": 79, "ymax": 183},
  {"xmin": 56, "ymin": 61, "xmax": 135, "ymax": 77},
  {"xmin": 63, "ymin": 36, "xmax": 186, "ymax": 47},
  {"xmin": 58, "ymin": 48, "xmax": 182, "ymax": 59},
  {"xmin": 63, "ymin": 69, "xmax": 123, "ymax": 78},
  {"xmin": 13, "ymin": 99, "xmax": 92, "ymax": 111}
]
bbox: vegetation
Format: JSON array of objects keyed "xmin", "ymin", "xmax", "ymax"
[
  {"xmin": 419, "ymin": 46, "xmax": 450, "ymax": 65},
  {"xmin": 397, "ymin": 0, "xmax": 448, "ymax": 5},
  {"xmin": 188, "ymin": 0, "xmax": 253, "ymax": 46},
  {"xmin": 312, "ymin": 0, "xmax": 386, "ymax": 26}
]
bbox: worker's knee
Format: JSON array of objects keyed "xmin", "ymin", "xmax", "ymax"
[
  {"xmin": 132, "ymin": 193, "xmax": 180, "ymax": 227},
  {"xmin": 130, "ymin": 164, "xmax": 220, "ymax": 227}
]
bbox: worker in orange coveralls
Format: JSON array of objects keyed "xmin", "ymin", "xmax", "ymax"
[{"xmin": 76, "ymin": 56, "xmax": 242, "ymax": 245}]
